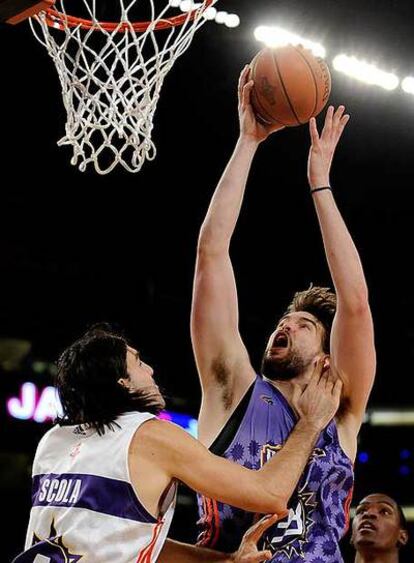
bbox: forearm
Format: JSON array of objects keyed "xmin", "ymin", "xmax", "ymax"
[
  {"xmin": 312, "ymin": 190, "xmax": 368, "ymax": 307},
  {"xmin": 260, "ymin": 418, "xmax": 320, "ymax": 503},
  {"xmin": 158, "ymin": 539, "xmax": 232, "ymax": 562},
  {"xmin": 198, "ymin": 136, "xmax": 259, "ymax": 253}
]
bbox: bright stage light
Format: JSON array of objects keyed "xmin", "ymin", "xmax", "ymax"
[
  {"xmin": 254, "ymin": 25, "xmax": 326, "ymax": 58},
  {"xmin": 333, "ymin": 54, "xmax": 399, "ymax": 90}
]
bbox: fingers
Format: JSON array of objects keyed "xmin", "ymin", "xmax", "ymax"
[
  {"xmin": 241, "ymin": 512, "xmax": 287, "ymax": 561},
  {"xmin": 319, "ymin": 366, "xmax": 331, "ymax": 388},
  {"xmin": 322, "ymin": 105, "xmax": 334, "ymax": 137},
  {"xmin": 310, "ymin": 355, "xmax": 328, "ymax": 385},
  {"xmin": 309, "ymin": 117, "xmax": 320, "ymax": 145},
  {"xmin": 241, "ymin": 80, "xmax": 254, "ymax": 111},
  {"xmin": 321, "ymin": 104, "xmax": 350, "ymax": 138},
  {"xmin": 249, "ymin": 551, "xmax": 273, "ymax": 562},
  {"xmin": 238, "ymin": 65, "xmax": 251, "ymax": 102},
  {"xmin": 313, "ymin": 355, "xmax": 335, "ymax": 390},
  {"xmin": 324, "ymin": 365, "xmax": 343, "ymax": 401},
  {"xmin": 243, "ymin": 513, "xmax": 279, "ymax": 544},
  {"xmin": 311, "ymin": 104, "xmax": 350, "ymax": 145},
  {"xmin": 331, "ymin": 105, "xmax": 350, "ymax": 140},
  {"xmin": 333, "ymin": 105, "xmax": 345, "ymax": 125},
  {"xmin": 336, "ymin": 113, "xmax": 350, "ymax": 139}
]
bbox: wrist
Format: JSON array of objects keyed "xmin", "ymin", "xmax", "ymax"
[
  {"xmin": 310, "ymin": 186, "xmax": 332, "ymax": 195},
  {"xmin": 238, "ymin": 133, "xmax": 261, "ymax": 148},
  {"xmin": 309, "ymin": 176, "xmax": 330, "ymax": 190},
  {"xmin": 296, "ymin": 417, "xmax": 324, "ymax": 434}
]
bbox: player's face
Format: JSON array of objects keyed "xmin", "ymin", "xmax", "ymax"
[
  {"xmin": 351, "ymin": 494, "xmax": 407, "ymax": 551},
  {"xmin": 123, "ymin": 346, "xmax": 165, "ymax": 409},
  {"xmin": 261, "ymin": 312, "xmax": 325, "ymax": 381}
]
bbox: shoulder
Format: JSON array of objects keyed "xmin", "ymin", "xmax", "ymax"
[
  {"xmin": 131, "ymin": 419, "xmax": 190, "ymax": 454},
  {"xmin": 116, "ymin": 411, "xmax": 155, "ymax": 429},
  {"xmin": 32, "ymin": 424, "xmax": 68, "ymax": 473},
  {"xmin": 36, "ymin": 423, "xmax": 65, "ymax": 450}
]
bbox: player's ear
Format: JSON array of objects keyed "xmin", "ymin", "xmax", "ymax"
[
  {"xmin": 397, "ymin": 528, "xmax": 408, "ymax": 548},
  {"xmin": 118, "ymin": 377, "xmax": 129, "ymax": 389}
]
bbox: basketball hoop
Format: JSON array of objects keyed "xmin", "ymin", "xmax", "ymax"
[{"xmin": 30, "ymin": 0, "xmax": 217, "ymax": 174}]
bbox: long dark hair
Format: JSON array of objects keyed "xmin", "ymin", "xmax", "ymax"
[{"xmin": 55, "ymin": 324, "xmax": 164, "ymax": 434}]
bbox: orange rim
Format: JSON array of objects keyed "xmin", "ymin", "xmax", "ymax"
[{"xmin": 43, "ymin": 0, "xmax": 215, "ymax": 32}]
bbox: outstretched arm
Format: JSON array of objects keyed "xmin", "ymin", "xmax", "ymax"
[
  {"xmin": 136, "ymin": 359, "xmax": 341, "ymax": 515},
  {"xmin": 308, "ymin": 106, "xmax": 376, "ymax": 446},
  {"xmin": 191, "ymin": 67, "xmax": 284, "ymax": 430}
]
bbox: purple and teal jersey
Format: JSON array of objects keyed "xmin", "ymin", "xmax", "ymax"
[{"xmin": 197, "ymin": 376, "xmax": 353, "ymax": 562}]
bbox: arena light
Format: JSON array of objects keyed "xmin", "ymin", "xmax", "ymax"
[
  {"xmin": 179, "ymin": 0, "xmax": 194, "ymax": 12},
  {"xmin": 168, "ymin": 1, "xmax": 240, "ymax": 27},
  {"xmin": 333, "ymin": 54, "xmax": 399, "ymax": 91},
  {"xmin": 402, "ymin": 76, "xmax": 414, "ymax": 95},
  {"xmin": 224, "ymin": 13, "xmax": 240, "ymax": 28},
  {"xmin": 7, "ymin": 382, "xmax": 61, "ymax": 423},
  {"xmin": 7, "ymin": 382, "xmax": 38, "ymax": 420},
  {"xmin": 7, "ymin": 382, "xmax": 197, "ymax": 435},
  {"xmin": 358, "ymin": 451, "xmax": 369, "ymax": 463},
  {"xmin": 7, "ymin": 383, "xmax": 414, "ymax": 429},
  {"xmin": 202, "ymin": 6, "xmax": 217, "ymax": 20},
  {"xmin": 367, "ymin": 409, "xmax": 414, "ymax": 426},
  {"xmin": 215, "ymin": 10, "xmax": 228, "ymax": 24},
  {"xmin": 254, "ymin": 25, "xmax": 326, "ymax": 58}
]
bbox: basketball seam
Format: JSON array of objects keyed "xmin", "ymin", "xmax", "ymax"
[
  {"xmin": 272, "ymin": 50, "xmax": 301, "ymax": 126},
  {"xmin": 251, "ymin": 57, "xmax": 287, "ymax": 126},
  {"xmin": 253, "ymin": 88, "xmax": 286, "ymax": 126},
  {"xmin": 293, "ymin": 46, "xmax": 319, "ymax": 120}
]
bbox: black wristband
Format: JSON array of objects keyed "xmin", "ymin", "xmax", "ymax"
[{"xmin": 310, "ymin": 186, "xmax": 331, "ymax": 194}]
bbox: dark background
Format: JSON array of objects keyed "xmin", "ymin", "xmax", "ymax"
[{"xmin": 1, "ymin": 1, "xmax": 413, "ymax": 561}]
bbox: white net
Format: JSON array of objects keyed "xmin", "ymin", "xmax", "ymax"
[{"xmin": 30, "ymin": 0, "xmax": 217, "ymax": 174}]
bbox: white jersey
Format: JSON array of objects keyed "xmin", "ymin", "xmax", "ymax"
[{"xmin": 16, "ymin": 412, "xmax": 177, "ymax": 563}]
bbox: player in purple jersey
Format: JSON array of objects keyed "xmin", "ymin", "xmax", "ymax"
[
  {"xmin": 191, "ymin": 65, "xmax": 376, "ymax": 562},
  {"xmin": 351, "ymin": 494, "xmax": 409, "ymax": 563}
]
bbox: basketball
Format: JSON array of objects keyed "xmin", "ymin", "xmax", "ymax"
[{"xmin": 250, "ymin": 45, "xmax": 331, "ymax": 127}]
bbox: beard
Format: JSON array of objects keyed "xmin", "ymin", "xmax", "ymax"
[{"xmin": 261, "ymin": 348, "xmax": 312, "ymax": 381}]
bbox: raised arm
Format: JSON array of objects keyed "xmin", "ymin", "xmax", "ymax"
[
  {"xmin": 134, "ymin": 359, "xmax": 341, "ymax": 515},
  {"xmin": 191, "ymin": 67, "xmax": 284, "ymax": 425},
  {"xmin": 307, "ymin": 106, "xmax": 376, "ymax": 443}
]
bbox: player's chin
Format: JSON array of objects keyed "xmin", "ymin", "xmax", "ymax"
[
  {"xmin": 149, "ymin": 387, "xmax": 166, "ymax": 414},
  {"xmin": 133, "ymin": 385, "xmax": 166, "ymax": 414},
  {"xmin": 261, "ymin": 355, "xmax": 296, "ymax": 381},
  {"xmin": 354, "ymin": 535, "xmax": 378, "ymax": 548}
]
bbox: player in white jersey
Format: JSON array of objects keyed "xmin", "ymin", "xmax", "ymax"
[{"xmin": 14, "ymin": 324, "xmax": 342, "ymax": 562}]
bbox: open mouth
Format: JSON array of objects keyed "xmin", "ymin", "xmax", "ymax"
[
  {"xmin": 358, "ymin": 522, "xmax": 377, "ymax": 532},
  {"xmin": 272, "ymin": 331, "xmax": 289, "ymax": 349}
]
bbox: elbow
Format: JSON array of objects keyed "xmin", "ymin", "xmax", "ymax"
[
  {"xmin": 261, "ymin": 493, "xmax": 288, "ymax": 516},
  {"xmin": 197, "ymin": 226, "xmax": 229, "ymax": 257},
  {"xmin": 340, "ymin": 287, "xmax": 370, "ymax": 316},
  {"xmin": 267, "ymin": 492, "xmax": 289, "ymax": 515},
  {"xmin": 254, "ymin": 481, "xmax": 288, "ymax": 514}
]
